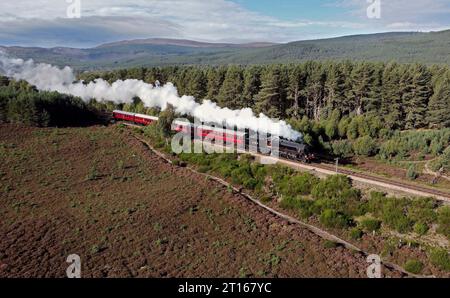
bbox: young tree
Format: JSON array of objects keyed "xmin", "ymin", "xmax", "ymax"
[{"xmin": 158, "ymin": 104, "xmax": 177, "ymax": 140}]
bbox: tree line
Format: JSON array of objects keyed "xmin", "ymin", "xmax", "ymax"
[
  {"xmin": 80, "ymin": 61, "xmax": 450, "ymax": 130},
  {"xmin": 0, "ymin": 77, "xmax": 99, "ymax": 127}
]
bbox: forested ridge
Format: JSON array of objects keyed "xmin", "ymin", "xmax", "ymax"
[{"xmin": 81, "ymin": 61, "xmax": 450, "ymax": 130}]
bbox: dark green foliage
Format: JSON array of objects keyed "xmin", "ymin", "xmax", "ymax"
[
  {"xmin": 406, "ymin": 164, "xmax": 418, "ymax": 180},
  {"xmin": 331, "ymin": 140, "xmax": 353, "ymax": 158},
  {"xmin": 352, "ymin": 136, "xmax": 378, "ymax": 157},
  {"xmin": 157, "ymin": 104, "xmax": 176, "ymax": 138},
  {"xmin": 319, "ymin": 209, "xmax": 350, "ymax": 229},
  {"xmin": 277, "ymin": 173, "xmax": 319, "ymax": 197},
  {"xmin": 404, "ymin": 259, "xmax": 424, "ymax": 274},
  {"xmin": 428, "ymin": 73, "xmax": 450, "ymax": 128},
  {"xmin": 360, "ymin": 218, "xmax": 381, "ymax": 233},
  {"xmin": 255, "ymin": 66, "xmax": 287, "ymax": 118},
  {"xmin": 0, "ymin": 79, "xmax": 99, "ymax": 127},
  {"xmin": 349, "ymin": 228, "xmax": 363, "ymax": 240},
  {"xmin": 413, "ymin": 222, "xmax": 429, "ymax": 236},
  {"xmin": 217, "ymin": 66, "xmax": 244, "ymax": 109}
]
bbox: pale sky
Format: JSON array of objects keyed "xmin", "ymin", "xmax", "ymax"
[{"xmin": 1, "ymin": 0, "xmax": 449, "ymax": 48}]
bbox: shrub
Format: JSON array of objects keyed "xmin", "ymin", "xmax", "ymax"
[
  {"xmin": 437, "ymin": 206, "xmax": 450, "ymax": 238},
  {"xmin": 408, "ymin": 198, "xmax": 437, "ymax": 224},
  {"xmin": 332, "ymin": 140, "xmax": 353, "ymax": 158},
  {"xmin": 429, "ymin": 248, "xmax": 450, "ymax": 271},
  {"xmin": 404, "ymin": 259, "xmax": 424, "ymax": 274},
  {"xmin": 413, "ymin": 222, "xmax": 429, "ymax": 236},
  {"xmin": 406, "ymin": 164, "xmax": 418, "ymax": 180},
  {"xmin": 311, "ymin": 175, "xmax": 353, "ymax": 201},
  {"xmin": 382, "ymin": 199, "xmax": 413, "ymax": 233},
  {"xmin": 278, "ymin": 173, "xmax": 319, "ymax": 197},
  {"xmin": 360, "ymin": 218, "xmax": 382, "ymax": 233},
  {"xmin": 280, "ymin": 196, "xmax": 301, "ymax": 210},
  {"xmin": 349, "ymin": 228, "xmax": 363, "ymax": 240},
  {"xmin": 319, "ymin": 209, "xmax": 350, "ymax": 229},
  {"xmin": 352, "ymin": 136, "xmax": 378, "ymax": 157}
]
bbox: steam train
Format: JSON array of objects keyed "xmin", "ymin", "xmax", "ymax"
[{"xmin": 113, "ymin": 110, "xmax": 314, "ymax": 163}]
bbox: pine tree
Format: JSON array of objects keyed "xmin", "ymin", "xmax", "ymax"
[
  {"xmin": 428, "ymin": 74, "xmax": 450, "ymax": 128},
  {"xmin": 287, "ymin": 65, "xmax": 306, "ymax": 118},
  {"xmin": 185, "ymin": 68, "xmax": 207, "ymax": 100},
  {"xmin": 302, "ymin": 62, "xmax": 325, "ymax": 120},
  {"xmin": 381, "ymin": 62, "xmax": 403, "ymax": 129},
  {"xmin": 242, "ymin": 66, "xmax": 261, "ymax": 108},
  {"xmin": 324, "ymin": 63, "xmax": 346, "ymax": 117},
  {"xmin": 403, "ymin": 64, "xmax": 432, "ymax": 129},
  {"xmin": 347, "ymin": 62, "xmax": 374, "ymax": 116},
  {"xmin": 217, "ymin": 66, "xmax": 244, "ymax": 108},
  {"xmin": 255, "ymin": 66, "xmax": 286, "ymax": 118},
  {"xmin": 206, "ymin": 67, "xmax": 226, "ymax": 102}
]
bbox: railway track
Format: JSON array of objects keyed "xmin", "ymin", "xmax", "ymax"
[
  {"xmin": 311, "ymin": 161, "xmax": 450, "ymax": 201},
  {"xmin": 121, "ymin": 122, "xmax": 450, "ymax": 202}
]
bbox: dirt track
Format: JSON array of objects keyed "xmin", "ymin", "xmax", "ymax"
[{"xmin": 0, "ymin": 124, "xmax": 402, "ymax": 277}]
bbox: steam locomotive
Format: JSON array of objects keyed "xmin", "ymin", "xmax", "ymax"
[{"xmin": 113, "ymin": 110, "xmax": 314, "ymax": 163}]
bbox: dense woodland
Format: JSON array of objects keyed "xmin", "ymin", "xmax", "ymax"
[
  {"xmin": 81, "ymin": 61, "xmax": 450, "ymax": 130},
  {"xmin": 2, "ymin": 60, "xmax": 450, "ymax": 172},
  {"xmin": 82, "ymin": 61, "xmax": 450, "ymax": 172},
  {"xmin": 0, "ymin": 76, "xmax": 98, "ymax": 127}
]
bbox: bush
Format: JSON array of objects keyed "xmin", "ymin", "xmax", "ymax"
[
  {"xmin": 352, "ymin": 136, "xmax": 378, "ymax": 157},
  {"xmin": 382, "ymin": 199, "xmax": 413, "ymax": 233},
  {"xmin": 360, "ymin": 218, "xmax": 382, "ymax": 233},
  {"xmin": 280, "ymin": 196, "xmax": 301, "ymax": 210},
  {"xmin": 406, "ymin": 164, "xmax": 418, "ymax": 180},
  {"xmin": 413, "ymin": 222, "xmax": 429, "ymax": 236},
  {"xmin": 278, "ymin": 173, "xmax": 319, "ymax": 197},
  {"xmin": 404, "ymin": 259, "xmax": 424, "ymax": 274},
  {"xmin": 319, "ymin": 209, "xmax": 350, "ymax": 228},
  {"xmin": 437, "ymin": 206, "xmax": 450, "ymax": 238},
  {"xmin": 311, "ymin": 175, "xmax": 353, "ymax": 201},
  {"xmin": 332, "ymin": 140, "xmax": 353, "ymax": 158},
  {"xmin": 429, "ymin": 248, "xmax": 450, "ymax": 271},
  {"xmin": 349, "ymin": 228, "xmax": 363, "ymax": 240},
  {"xmin": 408, "ymin": 198, "xmax": 437, "ymax": 224}
]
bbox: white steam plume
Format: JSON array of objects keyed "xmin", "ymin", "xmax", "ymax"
[{"xmin": 0, "ymin": 52, "xmax": 302, "ymax": 141}]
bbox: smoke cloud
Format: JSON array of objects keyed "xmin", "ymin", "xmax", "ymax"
[{"xmin": 0, "ymin": 52, "xmax": 302, "ymax": 140}]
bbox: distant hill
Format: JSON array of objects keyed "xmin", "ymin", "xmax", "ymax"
[{"xmin": 2, "ymin": 30, "xmax": 450, "ymax": 70}]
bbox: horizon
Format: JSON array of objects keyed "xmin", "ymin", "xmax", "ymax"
[
  {"xmin": 2, "ymin": 29, "xmax": 448, "ymax": 51},
  {"xmin": 1, "ymin": 0, "xmax": 450, "ymax": 48}
]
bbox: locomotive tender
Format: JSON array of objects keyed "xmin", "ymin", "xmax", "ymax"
[{"xmin": 113, "ymin": 110, "xmax": 314, "ymax": 163}]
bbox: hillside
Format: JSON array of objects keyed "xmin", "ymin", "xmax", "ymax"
[
  {"xmin": 0, "ymin": 124, "xmax": 401, "ymax": 278},
  {"xmin": 2, "ymin": 30, "xmax": 450, "ymax": 70}
]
